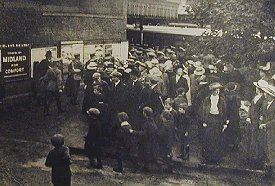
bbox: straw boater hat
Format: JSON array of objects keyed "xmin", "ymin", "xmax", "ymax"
[
  {"xmin": 255, "ymin": 80, "xmax": 275, "ymax": 97},
  {"xmin": 209, "ymin": 82, "xmax": 223, "ymax": 91},
  {"xmin": 264, "ymin": 85, "xmax": 275, "ymax": 97},
  {"xmin": 194, "ymin": 67, "xmax": 205, "ymax": 76},
  {"xmin": 253, "ymin": 79, "xmax": 269, "ymax": 89}
]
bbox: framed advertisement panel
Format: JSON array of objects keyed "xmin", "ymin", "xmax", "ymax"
[
  {"xmin": 0, "ymin": 43, "xmax": 31, "ymax": 82},
  {"xmin": 83, "ymin": 41, "xmax": 129, "ymax": 63},
  {"xmin": 31, "ymin": 46, "xmax": 57, "ymax": 78},
  {"xmin": 60, "ymin": 41, "xmax": 84, "ymax": 74}
]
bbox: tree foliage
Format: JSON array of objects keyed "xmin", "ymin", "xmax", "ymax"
[{"xmin": 189, "ymin": 0, "xmax": 275, "ymax": 65}]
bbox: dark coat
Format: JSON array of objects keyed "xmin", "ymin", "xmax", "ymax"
[
  {"xmin": 138, "ymin": 118, "xmax": 158, "ymax": 160},
  {"xmin": 38, "ymin": 59, "xmax": 51, "ymax": 78},
  {"xmin": 202, "ymin": 94, "xmax": 227, "ymax": 124},
  {"xmin": 261, "ymin": 100, "xmax": 275, "ymax": 166},
  {"xmin": 86, "ymin": 117, "xmax": 102, "ymax": 145},
  {"xmin": 248, "ymin": 95, "xmax": 265, "ymax": 161},
  {"xmin": 45, "ymin": 146, "xmax": 72, "ymax": 186},
  {"xmin": 175, "ymin": 112, "xmax": 191, "ymax": 135},
  {"xmin": 127, "ymin": 80, "xmax": 143, "ymax": 128},
  {"xmin": 164, "ymin": 72, "xmax": 189, "ymax": 98},
  {"xmin": 114, "ymin": 122, "xmax": 133, "ymax": 152},
  {"xmin": 109, "ymin": 81, "xmax": 128, "ymax": 113},
  {"xmin": 201, "ymin": 94, "xmax": 227, "ymax": 162}
]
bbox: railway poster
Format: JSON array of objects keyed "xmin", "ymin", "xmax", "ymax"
[{"xmin": 0, "ymin": 43, "xmax": 31, "ymax": 82}]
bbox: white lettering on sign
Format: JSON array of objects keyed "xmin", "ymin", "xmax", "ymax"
[
  {"xmin": 5, "ymin": 67, "xmax": 25, "ymax": 74},
  {"xmin": 2, "ymin": 55, "xmax": 27, "ymax": 63}
]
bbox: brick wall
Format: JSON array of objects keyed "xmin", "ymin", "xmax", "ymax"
[
  {"xmin": 0, "ymin": 0, "xmax": 127, "ymax": 44},
  {"xmin": 0, "ymin": 0, "xmax": 127, "ymax": 97}
]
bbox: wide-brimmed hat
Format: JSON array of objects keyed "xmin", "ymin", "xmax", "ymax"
[
  {"xmin": 194, "ymin": 67, "xmax": 205, "ymax": 76},
  {"xmin": 263, "ymin": 85, "xmax": 275, "ymax": 97},
  {"xmin": 209, "ymin": 82, "xmax": 223, "ymax": 91},
  {"xmin": 149, "ymin": 67, "xmax": 162, "ymax": 77},
  {"xmin": 157, "ymin": 51, "xmax": 165, "ymax": 56},
  {"xmin": 253, "ymin": 79, "xmax": 269, "ymax": 89},
  {"xmin": 255, "ymin": 80, "xmax": 275, "ymax": 97},
  {"xmin": 147, "ymin": 52, "xmax": 156, "ymax": 57},
  {"xmin": 87, "ymin": 62, "xmax": 97, "ymax": 70},
  {"xmin": 110, "ymin": 70, "xmax": 122, "ymax": 78},
  {"xmin": 136, "ymin": 61, "xmax": 147, "ymax": 68}
]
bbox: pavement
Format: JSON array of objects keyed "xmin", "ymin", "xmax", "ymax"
[{"xmin": 0, "ymin": 92, "xmax": 272, "ymax": 184}]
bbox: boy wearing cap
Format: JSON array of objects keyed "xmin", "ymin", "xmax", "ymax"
[
  {"xmin": 175, "ymin": 103, "xmax": 191, "ymax": 160},
  {"xmin": 45, "ymin": 134, "xmax": 72, "ymax": 186},
  {"xmin": 113, "ymin": 112, "xmax": 134, "ymax": 173},
  {"xmin": 85, "ymin": 108, "xmax": 103, "ymax": 169}
]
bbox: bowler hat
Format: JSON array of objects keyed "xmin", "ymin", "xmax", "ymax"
[
  {"xmin": 45, "ymin": 50, "xmax": 52, "ymax": 57},
  {"xmin": 225, "ymin": 82, "xmax": 239, "ymax": 92}
]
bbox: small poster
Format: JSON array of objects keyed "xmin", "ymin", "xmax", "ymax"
[
  {"xmin": 60, "ymin": 41, "xmax": 84, "ymax": 74},
  {"xmin": 31, "ymin": 46, "xmax": 57, "ymax": 77},
  {"xmin": 0, "ymin": 43, "xmax": 31, "ymax": 82}
]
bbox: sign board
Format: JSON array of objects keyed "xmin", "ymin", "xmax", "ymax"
[{"xmin": 0, "ymin": 44, "xmax": 31, "ymax": 82}]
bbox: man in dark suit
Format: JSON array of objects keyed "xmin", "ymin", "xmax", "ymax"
[
  {"xmin": 127, "ymin": 69, "xmax": 143, "ymax": 129},
  {"xmin": 164, "ymin": 66, "xmax": 189, "ymax": 98},
  {"xmin": 109, "ymin": 71, "xmax": 128, "ymax": 126},
  {"xmin": 37, "ymin": 50, "xmax": 52, "ymax": 106}
]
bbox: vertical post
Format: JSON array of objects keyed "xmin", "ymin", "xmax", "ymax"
[{"xmin": 139, "ymin": 18, "xmax": 144, "ymax": 45}]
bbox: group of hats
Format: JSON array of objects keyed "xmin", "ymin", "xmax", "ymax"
[{"xmin": 254, "ymin": 79, "xmax": 275, "ymax": 97}]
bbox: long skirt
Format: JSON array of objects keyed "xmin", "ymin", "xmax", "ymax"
[{"xmin": 201, "ymin": 114, "xmax": 225, "ymax": 163}]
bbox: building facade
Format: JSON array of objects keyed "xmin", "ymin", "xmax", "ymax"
[{"xmin": 0, "ymin": 0, "xmax": 127, "ymax": 98}]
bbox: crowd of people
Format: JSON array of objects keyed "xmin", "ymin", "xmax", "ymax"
[{"xmin": 37, "ymin": 44, "xmax": 275, "ymax": 179}]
